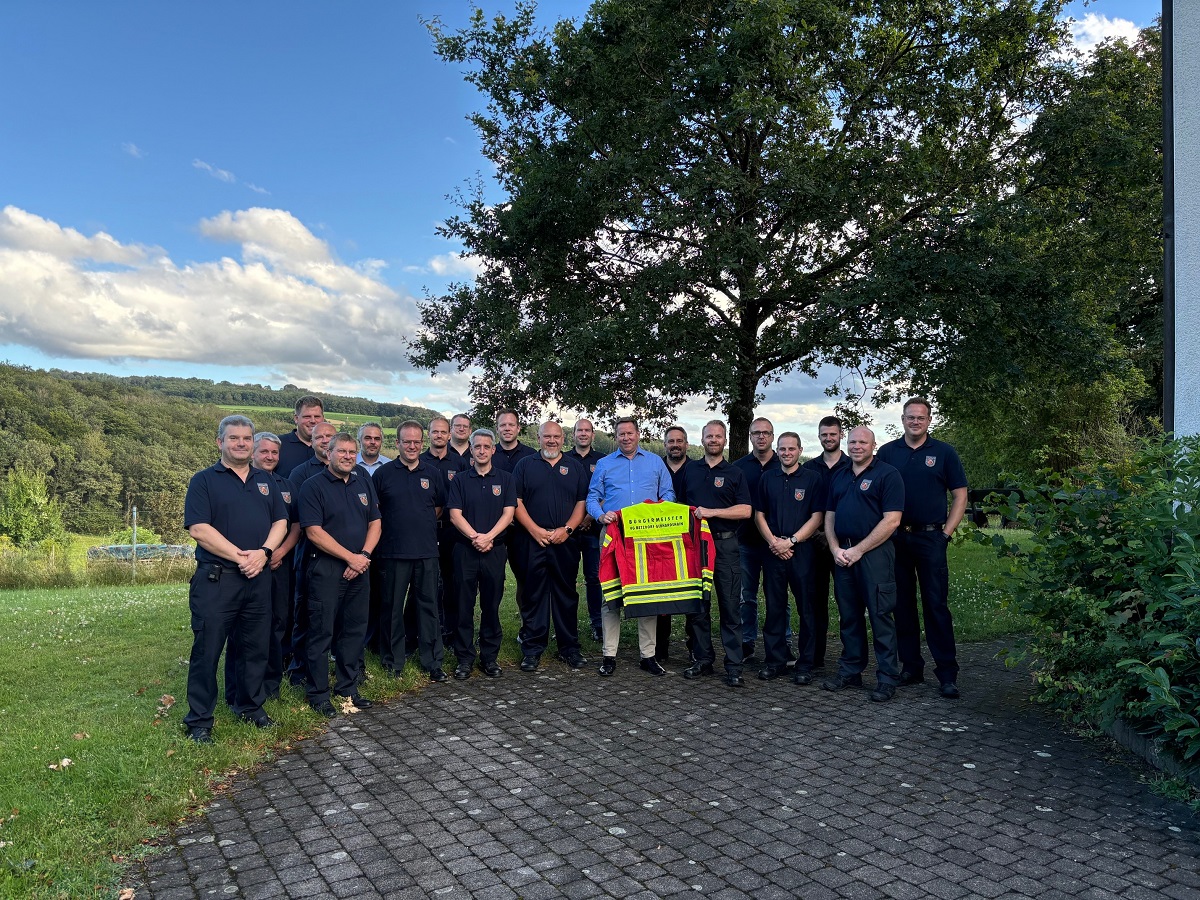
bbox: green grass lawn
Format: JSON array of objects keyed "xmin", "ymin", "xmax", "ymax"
[{"xmin": 0, "ymin": 538, "xmax": 1023, "ymax": 898}]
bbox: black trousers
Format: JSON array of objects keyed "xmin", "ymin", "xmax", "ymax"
[
  {"xmin": 686, "ymin": 534, "xmax": 744, "ymax": 674},
  {"xmin": 452, "ymin": 543, "xmax": 507, "ymax": 667},
  {"xmin": 437, "ymin": 530, "xmax": 457, "ymax": 638},
  {"xmin": 225, "ymin": 553, "xmax": 293, "ymax": 704},
  {"xmin": 832, "ymin": 540, "xmax": 900, "ymax": 686},
  {"xmin": 305, "ymin": 553, "xmax": 369, "ymax": 704},
  {"xmin": 286, "ymin": 542, "xmax": 310, "ymax": 685},
  {"xmin": 762, "ymin": 543, "xmax": 817, "ymax": 671},
  {"xmin": 381, "ymin": 557, "xmax": 442, "ymax": 672},
  {"xmin": 516, "ymin": 534, "xmax": 582, "ymax": 657},
  {"xmin": 893, "ymin": 530, "xmax": 959, "ymax": 683},
  {"xmin": 575, "ymin": 530, "xmax": 603, "ymax": 633},
  {"xmin": 364, "ymin": 557, "xmax": 384, "ymax": 654},
  {"xmin": 184, "ymin": 563, "xmax": 270, "ymax": 729},
  {"xmin": 810, "ymin": 536, "xmax": 835, "ymax": 667}
]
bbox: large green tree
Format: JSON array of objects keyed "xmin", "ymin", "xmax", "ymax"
[{"xmin": 413, "ymin": 0, "xmax": 1068, "ymax": 450}]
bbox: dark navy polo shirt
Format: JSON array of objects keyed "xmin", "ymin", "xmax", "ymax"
[
  {"xmin": 421, "ymin": 448, "xmax": 470, "ymax": 483},
  {"xmin": 682, "ymin": 458, "xmax": 753, "ymax": 534},
  {"xmin": 734, "ymin": 452, "xmax": 781, "ymax": 547},
  {"xmin": 276, "ymin": 430, "xmax": 314, "ymax": 480},
  {"xmin": 493, "ymin": 441, "xmax": 538, "ymax": 473},
  {"xmin": 298, "ymin": 469, "xmax": 380, "ymax": 554},
  {"xmin": 802, "ymin": 452, "xmax": 851, "ymax": 483},
  {"xmin": 265, "ymin": 469, "xmax": 299, "ymax": 560},
  {"xmin": 826, "ymin": 458, "xmax": 905, "ymax": 544},
  {"xmin": 566, "ymin": 447, "xmax": 604, "ymax": 484},
  {"xmin": 448, "ymin": 444, "xmax": 472, "ymax": 463},
  {"xmin": 513, "ymin": 453, "xmax": 588, "ymax": 529},
  {"xmin": 374, "ymin": 460, "xmax": 444, "ymax": 559},
  {"xmin": 184, "ymin": 462, "xmax": 287, "ymax": 566},
  {"xmin": 876, "ymin": 436, "xmax": 968, "ymax": 526},
  {"xmin": 755, "ymin": 466, "xmax": 827, "ymax": 538},
  {"xmin": 663, "ymin": 457, "xmax": 690, "ymax": 505},
  {"xmin": 446, "ymin": 466, "xmax": 516, "ymax": 535},
  {"xmin": 289, "ymin": 457, "xmax": 369, "ymax": 491}
]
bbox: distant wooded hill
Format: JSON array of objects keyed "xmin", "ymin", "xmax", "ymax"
[{"xmin": 0, "ymin": 365, "xmax": 446, "ymax": 540}]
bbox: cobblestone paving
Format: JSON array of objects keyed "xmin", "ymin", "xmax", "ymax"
[{"xmin": 134, "ymin": 642, "xmax": 1200, "ymax": 899}]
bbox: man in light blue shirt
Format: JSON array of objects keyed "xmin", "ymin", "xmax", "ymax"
[{"xmin": 587, "ymin": 417, "xmax": 675, "ymax": 676}]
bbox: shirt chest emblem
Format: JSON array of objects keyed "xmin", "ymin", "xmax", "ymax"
[
  {"xmin": 925, "ymin": 455, "xmax": 937, "ymax": 467},
  {"xmin": 420, "ymin": 478, "xmax": 430, "ymax": 490},
  {"xmin": 358, "ymin": 492, "xmax": 369, "ymax": 506},
  {"xmin": 559, "ymin": 465, "xmax": 569, "ymax": 475},
  {"xmin": 860, "ymin": 479, "xmax": 872, "ymax": 491},
  {"xmin": 491, "ymin": 485, "xmax": 502, "ymax": 496},
  {"xmin": 713, "ymin": 476, "xmax": 725, "ymax": 488},
  {"xmin": 282, "ymin": 491, "xmax": 292, "ymax": 504},
  {"xmin": 258, "ymin": 483, "xmax": 270, "ymax": 496},
  {"xmin": 589, "ymin": 463, "xmax": 596, "ymax": 473},
  {"xmin": 794, "ymin": 488, "xmax": 805, "ymax": 501},
  {"xmin": 447, "ymin": 471, "xmax": 455, "ymax": 481}
]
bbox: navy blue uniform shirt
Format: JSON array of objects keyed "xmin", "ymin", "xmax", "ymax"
[
  {"xmin": 420, "ymin": 448, "xmax": 469, "ymax": 484},
  {"xmin": 447, "ymin": 466, "xmax": 516, "ymax": 535},
  {"xmin": 374, "ymin": 460, "xmax": 445, "ymax": 559},
  {"xmin": 802, "ymin": 452, "xmax": 851, "ymax": 483},
  {"xmin": 663, "ymin": 457, "xmax": 690, "ymax": 505},
  {"xmin": 289, "ymin": 456, "xmax": 369, "ymax": 491},
  {"xmin": 755, "ymin": 466, "xmax": 827, "ymax": 538},
  {"xmin": 682, "ymin": 458, "xmax": 753, "ymax": 534},
  {"xmin": 826, "ymin": 458, "xmax": 905, "ymax": 544},
  {"xmin": 493, "ymin": 441, "xmax": 538, "ymax": 473},
  {"xmin": 276, "ymin": 430, "xmax": 314, "ymax": 480},
  {"xmin": 513, "ymin": 453, "xmax": 588, "ymax": 528},
  {"xmin": 184, "ymin": 462, "xmax": 287, "ymax": 566},
  {"xmin": 298, "ymin": 469, "xmax": 381, "ymax": 554},
  {"xmin": 875, "ymin": 436, "xmax": 968, "ymax": 526},
  {"xmin": 566, "ymin": 447, "xmax": 604, "ymax": 483},
  {"xmin": 734, "ymin": 451, "xmax": 781, "ymax": 546}
]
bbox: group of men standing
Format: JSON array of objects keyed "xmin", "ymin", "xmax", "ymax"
[{"xmin": 182, "ymin": 394, "xmax": 967, "ymax": 743}]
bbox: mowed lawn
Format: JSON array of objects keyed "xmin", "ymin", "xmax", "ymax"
[{"xmin": 0, "ymin": 537, "xmax": 1026, "ymax": 898}]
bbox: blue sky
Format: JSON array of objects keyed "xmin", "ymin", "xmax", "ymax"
[{"xmin": 0, "ymin": 0, "xmax": 1162, "ymax": 448}]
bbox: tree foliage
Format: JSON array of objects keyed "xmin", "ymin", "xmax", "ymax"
[
  {"xmin": 917, "ymin": 26, "xmax": 1162, "ymax": 481},
  {"xmin": 0, "ymin": 466, "xmax": 68, "ymax": 548},
  {"xmin": 413, "ymin": 0, "xmax": 1069, "ymax": 450}
]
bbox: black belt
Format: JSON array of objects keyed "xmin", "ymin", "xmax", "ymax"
[
  {"xmin": 199, "ymin": 562, "xmax": 240, "ymax": 573},
  {"xmin": 900, "ymin": 523, "xmax": 944, "ymax": 533},
  {"xmin": 711, "ymin": 530, "xmax": 738, "ymax": 540}
]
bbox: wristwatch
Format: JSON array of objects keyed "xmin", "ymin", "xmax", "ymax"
[
  {"xmin": 565, "ymin": 526, "xmax": 575, "ymax": 535},
  {"xmin": 260, "ymin": 546, "xmax": 273, "ymax": 560},
  {"xmin": 788, "ymin": 535, "xmax": 798, "ymax": 545}
]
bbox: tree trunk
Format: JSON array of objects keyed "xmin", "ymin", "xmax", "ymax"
[{"xmin": 726, "ymin": 371, "xmax": 759, "ymax": 460}]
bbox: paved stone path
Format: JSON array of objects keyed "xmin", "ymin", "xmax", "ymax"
[{"xmin": 135, "ymin": 643, "xmax": 1200, "ymax": 899}]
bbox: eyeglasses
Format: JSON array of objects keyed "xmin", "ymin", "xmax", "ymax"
[{"xmin": 750, "ymin": 430, "xmax": 773, "ymax": 437}]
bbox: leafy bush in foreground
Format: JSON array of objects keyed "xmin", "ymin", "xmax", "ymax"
[{"xmin": 982, "ymin": 437, "xmax": 1200, "ymax": 765}]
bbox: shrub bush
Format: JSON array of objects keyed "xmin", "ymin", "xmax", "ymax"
[
  {"xmin": 981, "ymin": 436, "xmax": 1200, "ymax": 765},
  {"xmin": 106, "ymin": 525, "xmax": 164, "ymax": 545},
  {"xmin": 0, "ymin": 466, "xmax": 68, "ymax": 547}
]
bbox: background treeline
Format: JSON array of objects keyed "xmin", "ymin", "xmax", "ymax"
[
  {"xmin": 53, "ymin": 371, "xmax": 439, "ymax": 422},
  {"xmin": 0, "ymin": 365, "xmax": 449, "ymax": 542}
]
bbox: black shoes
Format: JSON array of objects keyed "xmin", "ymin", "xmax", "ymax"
[
  {"xmin": 557, "ymin": 650, "xmax": 588, "ymax": 669},
  {"xmin": 238, "ymin": 713, "xmax": 276, "ymax": 729},
  {"xmin": 454, "ymin": 664, "xmax": 472, "ymax": 680},
  {"xmin": 481, "ymin": 661, "xmax": 502, "ymax": 677},
  {"xmin": 186, "ymin": 726, "xmax": 213, "ymax": 744},
  {"xmin": 899, "ymin": 671, "xmax": 926, "ymax": 686},
  {"xmin": 682, "ymin": 661, "xmax": 714, "ymax": 679},
  {"xmin": 639, "ymin": 657, "xmax": 667, "ymax": 676},
  {"xmin": 429, "ymin": 668, "xmax": 448, "ymax": 683},
  {"xmin": 336, "ymin": 695, "xmax": 374, "ymax": 709},
  {"xmin": 821, "ymin": 674, "xmax": 863, "ymax": 692},
  {"xmin": 724, "ymin": 673, "xmax": 745, "ymax": 687},
  {"xmin": 598, "ymin": 656, "xmax": 616, "ymax": 676},
  {"xmin": 520, "ymin": 655, "xmax": 540, "ymax": 672},
  {"xmin": 869, "ymin": 683, "xmax": 896, "ymax": 703},
  {"xmin": 311, "ymin": 700, "xmax": 337, "ymax": 718},
  {"xmin": 792, "ymin": 670, "xmax": 813, "ymax": 686},
  {"xmin": 939, "ymin": 682, "xmax": 961, "ymax": 699},
  {"xmin": 590, "ymin": 626, "xmax": 603, "ymax": 642},
  {"xmin": 757, "ymin": 666, "xmax": 784, "ymax": 681}
]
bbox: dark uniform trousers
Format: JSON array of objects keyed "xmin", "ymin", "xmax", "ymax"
[
  {"xmin": 809, "ymin": 536, "xmax": 835, "ymax": 668},
  {"xmin": 452, "ymin": 543, "xmax": 507, "ymax": 668},
  {"xmin": 381, "ymin": 557, "xmax": 442, "ymax": 673},
  {"xmin": 286, "ymin": 548, "xmax": 311, "ymax": 686},
  {"xmin": 686, "ymin": 534, "xmax": 744, "ymax": 675},
  {"xmin": 893, "ymin": 530, "xmax": 958, "ymax": 683},
  {"xmin": 225, "ymin": 553, "xmax": 294, "ymax": 705},
  {"xmin": 364, "ymin": 557, "xmax": 384, "ymax": 655},
  {"xmin": 517, "ymin": 535, "xmax": 582, "ymax": 657},
  {"xmin": 184, "ymin": 563, "xmax": 270, "ymax": 730},
  {"xmin": 762, "ymin": 542, "xmax": 818, "ymax": 672},
  {"xmin": 575, "ymin": 530, "xmax": 603, "ymax": 634},
  {"xmin": 304, "ymin": 552, "xmax": 369, "ymax": 704},
  {"xmin": 437, "ymin": 531, "xmax": 457, "ymax": 638},
  {"xmin": 832, "ymin": 540, "xmax": 900, "ymax": 686}
]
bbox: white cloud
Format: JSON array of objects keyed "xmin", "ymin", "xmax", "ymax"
[
  {"xmin": 426, "ymin": 252, "xmax": 484, "ymax": 278},
  {"xmin": 246, "ymin": 183, "xmax": 270, "ymax": 195},
  {"xmin": 0, "ymin": 206, "xmax": 421, "ymax": 384},
  {"xmin": 1069, "ymin": 13, "xmax": 1141, "ymax": 56},
  {"xmin": 192, "ymin": 158, "xmax": 236, "ymax": 183},
  {"xmin": 122, "ymin": 142, "xmax": 145, "ymax": 159}
]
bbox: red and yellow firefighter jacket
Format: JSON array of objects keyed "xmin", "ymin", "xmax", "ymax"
[{"xmin": 598, "ymin": 500, "xmax": 714, "ymax": 618}]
